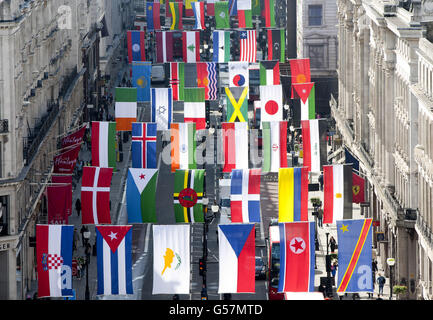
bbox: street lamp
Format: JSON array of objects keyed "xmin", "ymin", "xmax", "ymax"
[
  {"xmin": 83, "ymin": 230, "xmax": 91, "ymax": 300},
  {"xmin": 387, "ymin": 258, "xmax": 395, "ymax": 300}
]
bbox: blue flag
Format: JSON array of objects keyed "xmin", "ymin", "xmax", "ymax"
[{"xmin": 132, "ymin": 61, "xmax": 151, "ymax": 102}]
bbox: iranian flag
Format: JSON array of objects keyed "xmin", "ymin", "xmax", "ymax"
[
  {"xmin": 170, "ymin": 122, "xmax": 197, "ymax": 173},
  {"xmin": 260, "ymin": 85, "xmax": 283, "ymax": 123},
  {"xmin": 222, "ymin": 122, "xmax": 249, "ymax": 172},
  {"xmin": 91, "ymin": 122, "xmax": 116, "ymax": 170},
  {"xmin": 184, "ymin": 87, "xmax": 206, "ymax": 130},
  {"xmin": 183, "ymin": 31, "xmax": 200, "ymax": 63},
  {"xmin": 262, "ymin": 121, "xmax": 288, "ymax": 173},
  {"xmin": 115, "ymin": 87, "xmax": 137, "ymax": 131}
]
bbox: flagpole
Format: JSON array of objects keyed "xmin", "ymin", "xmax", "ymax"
[
  {"xmin": 48, "ymin": 142, "xmax": 84, "ymax": 155},
  {"xmin": 55, "ymin": 123, "xmax": 87, "ymax": 139}
]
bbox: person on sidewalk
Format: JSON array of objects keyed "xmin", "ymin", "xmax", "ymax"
[
  {"xmin": 75, "ymin": 198, "xmax": 81, "ymax": 217},
  {"xmin": 377, "ymin": 273, "xmax": 386, "ymax": 297},
  {"xmin": 329, "ymin": 236, "xmax": 337, "ymax": 253},
  {"xmin": 80, "ymin": 225, "xmax": 88, "ymax": 247},
  {"xmin": 317, "ymin": 207, "xmax": 323, "ymax": 227},
  {"xmin": 73, "ymin": 227, "xmax": 79, "ymax": 252},
  {"xmin": 318, "ymin": 174, "xmax": 324, "ymax": 191},
  {"xmin": 331, "ymin": 261, "xmax": 338, "ymax": 278}
]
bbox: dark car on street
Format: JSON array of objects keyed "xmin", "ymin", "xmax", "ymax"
[{"xmin": 255, "ymin": 256, "xmax": 266, "ymax": 280}]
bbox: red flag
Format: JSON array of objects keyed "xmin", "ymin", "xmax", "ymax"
[
  {"xmin": 61, "ymin": 126, "xmax": 86, "ymax": 149},
  {"xmin": 352, "ymin": 172, "xmax": 365, "ymax": 203},
  {"xmin": 53, "ymin": 144, "xmax": 81, "ymax": 174},
  {"xmin": 47, "ymin": 185, "xmax": 70, "ymax": 224},
  {"xmin": 81, "ymin": 166, "xmax": 113, "ymax": 225},
  {"xmin": 292, "ymin": 82, "xmax": 314, "ymax": 104},
  {"xmin": 52, "ymin": 175, "xmax": 72, "ymax": 217},
  {"xmin": 289, "ymin": 59, "xmax": 311, "ymax": 98}
]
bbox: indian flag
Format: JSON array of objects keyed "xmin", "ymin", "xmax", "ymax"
[
  {"xmin": 91, "ymin": 121, "xmax": 117, "ymax": 170},
  {"xmin": 170, "ymin": 123, "xmax": 197, "ymax": 173},
  {"xmin": 115, "ymin": 87, "xmax": 137, "ymax": 131}
]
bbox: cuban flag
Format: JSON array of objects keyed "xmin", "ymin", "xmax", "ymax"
[
  {"xmin": 36, "ymin": 225, "xmax": 74, "ymax": 298},
  {"xmin": 278, "ymin": 222, "xmax": 315, "ymax": 292},
  {"xmin": 132, "ymin": 122, "xmax": 157, "ymax": 169},
  {"xmin": 127, "ymin": 31, "xmax": 146, "ymax": 64},
  {"xmin": 218, "ymin": 224, "xmax": 255, "ymax": 293},
  {"xmin": 230, "ymin": 169, "xmax": 261, "ymax": 223},
  {"xmin": 96, "ymin": 225, "xmax": 133, "ymax": 296}
]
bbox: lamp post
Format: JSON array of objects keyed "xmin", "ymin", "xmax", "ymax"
[
  {"xmin": 387, "ymin": 258, "xmax": 395, "ymax": 300},
  {"xmin": 83, "ymin": 230, "xmax": 91, "ymax": 300},
  {"xmin": 325, "ymin": 232, "xmax": 332, "ymax": 298}
]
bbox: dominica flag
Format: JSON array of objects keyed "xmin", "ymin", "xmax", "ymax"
[
  {"xmin": 146, "ymin": 2, "xmax": 161, "ymax": 31},
  {"xmin": 278, "ymin": 167, "xmax": 309, "ymax": 222},
  {"xmin": 229, "ymin": 61, "xmax": 249, "ymax": 87},
  {"xmin": 127, "ymin": 31, "xmax": 145, "ymax": 64},
  {"xmin": 156, "ymin": 31, "xmax": 174, "ymax": 63},
  {"xmin": 337, "ymin": 219, "xmax": 373, "ymax": 293},
  {"xmin": 222, "ymin": 122, "xmax": 249, "ymax": 172},
  {"xmin": 151, "ymin": 87, "xmax": 173, "ymax": 131},
  {"xmin": 131, "ymin": 122, "xmax": 157, "ymax": 169},
  {"xmin": 182, "ymin": 31, "xmax": 200, "ymax": 63},
  {"xmin": 197, "ymin": 62, "xmax": 218, "ymax": 100},
  {"xmin": 301, "ymin": 119, "xmax": 327, "ymax": 173},
  {"xmin": 170, "ymin": 122, "xmax": 197, "ymax": 172},
  {"xmin": 262, "ymin": 121, "xmax": 288, "ymax": 173},
  {"xmin": 237, "ymin": 0, "xmax": 253, "ymax": 28},
  {"xmin": 230, "ymin": 169, "xmax": 261, "ymax": 223},
  {"xmin": 215, "ymin": 1, "xmax": 230, "ymax": 29},
  {"xmin": 267, "ymin": 29, "xmax": 285, "ymax": 63},
  {"xmin": 91, "ymin": 121, "xmax": 116, "ymax": 169},
  {"xmin": 293, "ymin": 82, "xmax": 316, "ymax": 120},
  {"xmin": 115, "ymin": 88, "xmax": 137, "ymax": 132},
  {"xmin": 192, "ymin": 1, "xmax": 205, "ymax": 30},
  {"xmin": 169, "ymin": 1, "xmax": 183, "ymax": 30},
  {"xmin": 226, "ymin": 86, "xmax": 248, "ymax": 123},
  {"xmin": 173, "ymin": 169, "xmax": 205, "ymax": 223},
  {"xmin": 260, "ymin": 85, "xmax": 283, "ymax": 123},
  {"xmin": 260, "ymin": 60, "xmax": 280, "ymax": 85},
  {"xmin": 184, "ymin": 87, "xmax": 206, "ymax": 130},
  {"xmin": 126, "ymin": 168, "xmax": 158, "ymax": 223},
  {"xmin": 263, "ymin": 0, "xmax": 275, "ymax": 27},
  {"xmin": 213, "ymin": 30, "xmax": 231, "ymax": 63},
  {"xmin": 132, "ymin": 62, "xmax": 151, "ymax": 102}
]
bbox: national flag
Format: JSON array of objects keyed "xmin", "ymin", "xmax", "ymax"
[
  {"xmin": 151, "ymin": 87, "xmax": 173, "ymax": 130},
  {"xmin": 91, "ymin": 121, "xmax": 117, "ymax": 169},
  {"xmin": 252, "ymin": 0, "xmax": 260, "ymax": 15},
  {"xmin": 169, "ymin": 1, "xmax": 183, "ymax": 30},
  {"xmin": 301, "ymin": 119, "xmax": 327, "ymax": 173},
  {"xmin": 115, "ymin": 87, "xmax": 137, "ymax": 131},
  {"xmin": 47, "ymin": 185, "xmax": 70, "ymax": 225},
  {"xmin": 51, "ymin": 175, "xmax": 72, "ymax": 217},
  {"xmin": 132, "ymin": 61, "xmax": 151, "ymax": 102},
  {"xmin": 226, "ymin": 86, "xmax": 248, "ymax": 122},
  {"xmin": 197, "ymin": 62, "xmax": 218, "ymax": 100},
  {"xmin": 230, "ymin": 169, "xmax": 261, "ymax": 223},
  {"xmin": 260, "ymin": 85, "xmax": 283, "ymax": 123},
  {"xmin": 126, "ymin": 168, "xmax": 158, "ymax": 223},
  {"xmin": 173, "ymin": 169, "xmax": 205, "ymax": 223},
  {"xmin": 183, "ymin": 87, "xmax": 206, "ymax": 130},
  {"xmin": 337, "ymin": 219, "xmax": 373, "ymax": 293},
  {"xmin": 36, "ymin": 225, "xmax": 74, "ymax": 298},
  {"xmin": 218, "ymin": 223, "xmax": 255, "ymax": 293},
  {"xmin": 192, "ymin": 1, "xmax": 205, "ymax": 30},
  {"xmin": 262, "ymin": 121, "xmax": 288, "ymax": 173},
  {"xmin": 146, "ymin": 2, "xmax": 161, "ymax": 30},
  {"xmin": 228, "ymin": 0, "xmax": 238, "ymax": 16},
  {"xmin": 323, "ymin": 164, "xmax": 353, "ymax": 224},
  {"xmin": 96, "ymin": 225, "xmax": 133, "ymax": 296},
  {"xmin": 81, "ymin": 166, "xmax": 113, "ymax": 225},
  {"xmin": 263, "ymin": 0, "xmax": 275, "ymax": 27},
  {"xmin": 215, "ymin": 1, "xmax": 230, "ymax": 29},
  {"xmin": 166, "ymin": 0, "xmax": 182, "ymax": 18},
  {"xmin": 213, "ymin": 30, "xmax": 231, "ymax": 63},
  {"xmin": 170, "ymin": 123, "xmax": 197, "ymax": 172},
  {"xmin": 289, "ymin": 58, "xmax": 311, "ymax": 97},
  {"xmin": 292, "ymin": 82, "xmax": 314, "ymax": 104},
  {"xmin": 61, "ymin": 125, "xmax": 86, "ymax": 149},
  {"xmin": 294, "ymin": 83, "xmax": 316, "ymax": 120},
  {"xmin": 156, "ymin": 31, "xmax": 174, "ymax": 63},
  {"xmin": 222, "ymin": 122, "xmax": 249, "ymax": 172},
  {"xmin": 127, "ymin": 31, "xmax": 146, "ymax": 64},
  {"xmin": 206, "ymin": 0, "xmax": 217, "ymax": 16},
  {"xmin": 352, "ymin": 172, "xmax": 365, "ymax": 204},
  {"xmin": 185, "ymin": 0, "xmax": 197, "ymax": 16},
  {"xmin": 53, "ymin": 144, "xmax": 81, "ymax": 174},
  {"xmin": 169, "ymin": 62, "xmax": 185, "ymax": 101},
  {"xmin": 237, "ymin": 0, "xmax": 252, "ymax": 28},
  {"xmin": 182, "ymin": 31, "xmax": 200, "ymax": 63},
  {"xmin": 131, "ymin": 122, "xmax": 157, "ymax": 169},
  {"xmin": 267, "ymin": 29, "xmax": 285, "ymax": 63},
  {"xmin": 152, "ymin": 225, "xmax": 191, "ymax": 294},
  {"xmin": 278, "ymin": 168, "xmax": 309, "ymax": 222},
  {"xmin": 229, "ymin": 61, "xmax": 249, "ymax": 87},
  {"xmin": 259, "ymin": 60, "xmax": 280, "ymax": 85},
  {"xmin": 239, "ymin": 30, "xmax": 256, "ymax": 62},
  {"xmin": 278, "ymin": 222, "xmax": 315, "ymax": 292}
]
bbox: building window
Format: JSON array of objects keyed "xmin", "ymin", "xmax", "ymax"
[
  {"xmin": 309, "ymin": 45, "xmax": 325, "ymax": 68},
  {"xmin": 0, "ymin": 196, "xmax": 9, "ymax": 236},
  {"xmin": 308, "ymin": 5, "xmax": 323, "ymax": 26}
]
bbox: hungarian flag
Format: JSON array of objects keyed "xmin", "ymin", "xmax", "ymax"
[
  {"xmin": 170, "ymin": 122, "xmax": 197, "ymax": 172},
  {"xmin": 237, "ymin": 0, "xmax": 252, "ymax": 28},
  {"xmin": 290, "ymin": 58, "xmax": 311, "ymax": 97},
  {"xmin": 323, "ymin": 164, "xmax": 353, "ymax": 224},
  {"xmin": 239, "ymin": 30, "xmax": 256, "ymax": 62},
  {"xmin": 115, "ymin": 87, "xmax": 137, "ymax": 131},
  {"xmin": 226, "ymin": 86, "xmax": 248, "ymax": 122},
  {"xmin": 222, "ymin": 122, "xmax": 249, "ymax": 172},
  {"xmin": 229, "ymin": 61, "xmax": 249, "ymax": 87},
  {"xmin": 352, "ymin": 172, "xmax": 365, "ymax": 204},
  {"xmin": 262, "ymin": 121, "xmax": 288, "ymax": 173},
  {"xmin": 53, "ymin": 144, "xmax": 81, "ymax": 174},
  {"xmin": 260, "ymin": 85, "xmax": 283, "ymax": 123},
  {"xmin": 81, "ymin": 166, "xmax": 113, "ymax": 225},
  {"xmin": 215, "ymin": 1, "xmax": 230, "ymax": 29},
  {"xmin": 278, "ymin": 222, "xmax": 315, "ymax": 292},
  {"xmin": 47, "ymin": 185, "xmax": 70, "ymax": 225},
  {"xmin": 126, "ymin": 168, "xmax": 158, "ymax": 223},
  {"xmin": 91, "ymin": 122, "xmax": 117, "ymax": 169},
  {"xmin": 36, "ymin": 225, "xmax": 74, "ymax": 298},
  {"xmin": 192, "ymin": 1, "xmax": 205, "ymax": 30},
  {"xmin": 183, "ymin": 87, "xmax": 206, "ymax": 130},
  {"xmin": 51, "ymin": 175, "xmax": 72, "ymax": 217},
  {"xmin": 213, "ymin": 30, "xmax": 230, "ymax": 63},
  {"xmin": 127, "ymin": 30, "xmax": 146, "ymax": 64},
  {"xmin": 267, "ymin": 29, "xmax": 285, "ymax": 63},
  {"xmin": 301, "ymin": 119, "xmax": 327, "ymax": 173},
  {"xmin": 169, "ymin": 62, "xmax": 184, "ymax": 101},
  {"xmin": 293, "ymin": 83, "xmax": 316, "ymax": 120},
  {"xmin": 146, "ymin": 2, "xmax": 161, "ymax": 30},
  {"xmin": 182, "ymin": 31, "xmax": 200, "ymax": 63},
  {"xmin": 151, "ymin": 87, "xmax": 173, "ymax": 130},
  {"xmin": 61, "ymin": 125, "xmax": 86, "ymax": 149},
  {"xmin": 173, "ymin": 169, "xmax": 205, "ymax": 223},
  {"xmin": 169, "ymin": 1, "xmax": 183, "ymax": 30},
  {"xmin": 230, "ymin": 169, "xmax": 261, "ymax": 223},
  {"xmin": 197, "ymin": 62, "xmax": 218, "ymax": 100},
  {"xmin": 260, "ymin": 60, "xmax": 280, "ymax": 85},
  {"xmin": 278, "ymin": 168, "xmax": 309, "ymax": 222},
  {"xmin": 131, "ymin": 122, "xmax": 157, "ymax": 169},
  {"xmin": 155, "ymin": 31, "xmax": 174, "ymax": 63},
  {"xmin": 218, "ymin": 224, "xmax": 255, "ymax": 293},
  {"xmin": 263, "ymin": 0, "xmax": 275, "ymax": 27},
  {"xmin": 96, "ymin": 225, "xmax": 133, "ymax": 296},
  {"xmin": 132, "ymin": 61, "xmax": 151, "ymax": 102}
]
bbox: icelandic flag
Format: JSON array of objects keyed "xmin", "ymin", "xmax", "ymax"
[
  {"xmin": 218, "ymin": 224, "xmax": 255, "ymax": 293},
  {"xmin": 278, "ymin": 222, "xmax": 315, "ymax": 292},
  {"xmin": 96, "ymin": 225, "xmax": 133, "ymax": 296},
  {"xmin": 127, "ymin": 31, "xmax": 146, "ymax": 64},
  {"xmin": 230, "ymin": 169, "xmax": 261, "ymax": 223},
  {"xmin": 36, "ymin": 225, "xmax": 74, "ymax": 298},
  {"xmin": 131, "ymin": 122, "xmax": 157, "ymax": 169}
]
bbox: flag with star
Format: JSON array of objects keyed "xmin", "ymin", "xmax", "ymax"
[
  {"xmin": 151, "ymin": 87, "xmax": 173, "ymax": 130},
  {"xmin": 336, "ymin": 219, "xmax": 373, "ymax": 293},
  {"xmin": 132, "ymin": 62, "xmax": 151, "ymax": 102},
  {"xmin": 239, "ymin": 30, "xmax": 256, "ymax": 62},
  {"xmin": 96, "ymin": 225, "xmax": 133, "ymax": 296},
  {"xmin": 294, "ymin": 83, "xmax": 316, "ymax": 121},
  {"xmin": 182, "ymin": 31, "xmax": 200, "ymax": 63},
  {"xmin": 267, "ymin": 29, "xmax": 285, "ymax": 63}
]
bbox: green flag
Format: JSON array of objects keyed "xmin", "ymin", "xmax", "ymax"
[
  {"xmin": 215, "ymin": 1, "xmax": 230, "ymax": 29},
  {"xmin": 225, "ymin": 87, "xmax": 248, "ymax": 122}
]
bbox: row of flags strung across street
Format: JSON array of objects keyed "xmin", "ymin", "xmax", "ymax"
[{"xmin": 37, "ymin": 0, "xmax": 368, "ymax": 298}]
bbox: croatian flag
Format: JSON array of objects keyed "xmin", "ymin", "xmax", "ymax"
[
  {"xmin": 230, "ymin": 169, "xmax": 261, "ymax": 223},
  {"xmin": 36, "ymin": 225, "xmax": 74, "ymax": 298},
  {"xmin": 131, "ymin": 122, "xmax": 157, "ymax": 169},
  {"xmin": 96, "ymin": 225, "xmax": 133, "ymax": 296},
  {"xmin": 127, "ymin": 31, "xmax": 146, "ymax": 64},
  {"xmin": 218, "ymin": 224, "xmax": 255, "ymax": 293}
]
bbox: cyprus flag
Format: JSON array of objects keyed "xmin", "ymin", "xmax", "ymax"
[{"xmin": 152, "ymin": 224, "xmax": 191, "ymax": 294}]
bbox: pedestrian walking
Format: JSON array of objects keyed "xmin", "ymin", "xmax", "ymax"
[
  {"xmin": 75, "ymin": 198, "xmax": 81, "ymax": 217},
  {"xmin": 377, "ymin": 274, "xmax": 386, "ymax": 296},
  {"xmin": 318, "ymin": 173, "xmax": 324, "ymax": 191},
  {"xmin": 80, "ymin": 225, "xmax": 88, "ymax": 247},
  {"xmin": 317, "ymin": 207, "xmax": 323, "ymax": 227},
  {"xmin": 331, "ymin": 261, "xmax": 338, "ymax": 278},
  {"xmin": 329, "ymin": 236, "xmax": 337, "ymax": 253},
  {"xmin": 73, "ymin": 227, "xmax": 79, "ymax": 252}
]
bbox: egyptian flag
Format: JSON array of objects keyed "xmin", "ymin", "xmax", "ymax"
[
  {"xmin": 173, "ymin": 169, "xmax": 205, "ymax": 223},
  {"xmin": 260, "ymin": 60, "xmax": 280, "ymax": 85},
  {"xmin": 226, "ymin": 87, "xmax": 248, "ymax": 123},
  {"xmin": 301, "ymin": 119, "xmax": 327, "ymax": 173},
  {"xmin": 131, "ymin": 122, "xmax": 157, "ymax": 169},
  {"xmin": 323, "ymin": 164, "xmax": 353, "ymax": 224},
  {"xmin": 262, "ymin": 121, "xmax": 288, "ymax": 173},
  {"xmin": 222, "ymin": 122, "xmax": 249, "ymax": 172},
  {"xmin": 151, "ymin": 88, "xmax": 173, "ymax": 131},
  {"xmin": 182, "ymin": 31, "xmax": 201, "ymax": 63},
  {"xmin": 192, "ymin": 1, "xmax": 205, "ymax": 30},
  {"xmin": 156, "ymin": 31, "xmax": 174, "ymax": 63},
  {"xmin": 267, "ymin": 29, "xmax": 285, "ymax": 63},
  {"xmin": 197, "ymin": 62, "xmax": 218, "ymax": 100},
  {"xmin": 260, "ymin": 85, "xmax": 283, "ymax": 123},
  {"xmin": 352, "ymin": 172, "xmax": 365, "ymax": 204},
  {"xmin": 213, "ymin": 30, "xmax": 231, "ymax": 63},
  {"xmin": 170, "ymin": 122, "xmax": 197, "ymax": 172},
  {"xmin": 115, "ymin": 87, "xmax": 137, "ymax": 131},
  {"xmin": 146, "ymin": 2, "xmax": 161, "ymax": 30},
  {"xmin": 278, "ymin": 168, "xmax": 309, "ymax": 222},
  {"xmin": 230, "ymin": 169, "xmax": 261, "ymax": 223},
  {"xmin": 91, "ymin": 122, "xmax": 117, "ymax": 169},
  {"xmin": 263, "ymin": 0, "xmax": 275, "ymax": 27},
  {"xmin": 229, "ymin": 61, "xmax": 249, "ymax": 87},
  {"xmin": 169, "ymin": 1, "xmax": 183, "ymax": 30},
  {"xmin": 127, "ymin": 31, "xmax": 146, "ymax": 64},
  {"xmin": 237, "ymin": 0, "xmax": 252, "ymax": 28},
  {"xmin": 278, "ymin": 222, "xmax": 315, "ymax": 292}
]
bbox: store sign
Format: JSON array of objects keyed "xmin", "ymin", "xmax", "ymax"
[{"xmin": 0, "ymin": 241, "xmax": 12, "ymax": 251}]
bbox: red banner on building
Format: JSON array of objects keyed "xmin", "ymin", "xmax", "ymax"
[
  {"xmin": 47, "ymin": 185, "xmax": 70, "ymax": 224},
  {"xmin": 52, "ymin": 175, "xmax": 72, "ymax": 217},
  {"xmin": 352, "ymin": 172, "xmax": 365, "ymax": 204},
  {"xmin": 53, "ymin": 144, "xmax": 81, "ymax": 174},
  {"xmin": 61, "ymin": 126, "xmax": 86, "ymax": 149}
]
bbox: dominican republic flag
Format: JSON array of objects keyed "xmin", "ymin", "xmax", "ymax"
[
  {"xmin": 184, "ymin": 87, "xmax": 206, "ymax": 130},
  {"xmin": 237, "ymin": 0, "xmax": 252, "ymax": 28},
  {"xmin": 267, "ymin": 29, "xmax": 285, "ymax": 62},
  {"xmin": 61, "ymin": 125, "xmax": 86, "ymax": 149},
  {"xmin": 226, "ymin": 86, "xmax": 248, "ymax": 123},
  {"xmin": 260, "ymin": 85, "xmax": 283, "ymax": 123},
  {"xmin": 215, "ymin": 1, "xmax": 230, "ymax": 29},
  {"xmin": 146, "ymin": 2, "xmax": 161, "ymax": 31},
  {"xmin": 278, "ymin": 167, "xmax": 309, "ymax": 222},
  {"xmin": 230, "ymin": 169, "xmax": 261, "ymax": 223},
  {"xmin": 278, "ymin": 221, "xmax": 315, "ymax": 292},
  {"xmin": 301, "ymin": 119, "xmax": 327, "ymax": 173},
  {"xmin": 36, "ymin": 225, "xmax": 74, "ymax": 298},
  {"xmin": 260, "ymin": 60, "xmax": 280, "ymax": 85},
  {"xmin": 96, "ymin": 225, "xmax": 133, "ymax": 296},
  {"xmin": 192, "ymin": 1, "xmax": 205, "ymax": 30},
  {"xmin": 81, "ymin": 166, "xmax": 113, "ymax": 225},
  {"xmin": 156, "ymin": 31, "xmax": 174, "ymax": 63},
  {"xmin": 218, "ymin": 223, "xmax": 255, "ymax": 293},
  {"xmin": 132, "ymin": 61, "xmax": 151, "ymax": 102},
  {"xmin": 213, "ymin": 30, "xmax": 230, "ymax": 63},
  {"xmin": 169, "ymin": 1, "xmax": 183, "ymax": 30},
  {"xmin": 228, "ymin": 0, "xmax": 238, "ymax": 16},
  {"xmin": 131, "ymin": 122, "xmax": 157, "ymax": 169},
  {"xmin": 323, "ymin": 164, "xmax": 353, "ymax": 224},
  {"xmin": 222, "ymin": 122, "xmax": 249, "ymax": 172},
  {"xmin": 293, "ymin": 82, "xmax": 316, "ymax": 120},
  {"xmin": 169, "ymin": 62, "xmax": 185, "ymax": 101},
  {"xmin": 263, "ymin": 0, "xmax": 275, "ymax": 27},
  {"xmin": 170, "ymin": 122, "xmax": 197, "ymax": 172},
  {"xmin": 197, "ymin": 62, "xmax": 218, "ymax": 100},
  {"xmin": 127, "ymin": 31, "xmax": 146, "ymax": 64},
  {"xmin": 183, "ymin": 31, "xmax": 200, "ymax": 63},
  {"xmin": 151, "ymin": 87, "xmax": 173, "ymax": 131},
  {"xmin": 115, "ymin": 87, "xmax": 137, "ymax": 131},
  {"xmin": 229, "ymin": 61, "xmax": 249, "ymax": 87},
  {"xmin": 239, "ymin": 30, "xmax": 256, "ymax": 62},
  {"xmin": 91, "ymin": 121, "xmax": 117, "ymax": 169},
  {"xmin": 336, "ymin": 219, "xmax": 373, "ymax": 293},
  {"xmin": 262, "ymin": 121, "xmax": 288, "ymax": 173},
  {"xmin": 126, "ymin": 168, "xmax": 158, "ymax": 223}
]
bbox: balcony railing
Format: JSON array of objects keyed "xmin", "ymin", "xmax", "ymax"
[{"xmin": 0, "ymin": 119, "xmax": 8, "ymax": 134}]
